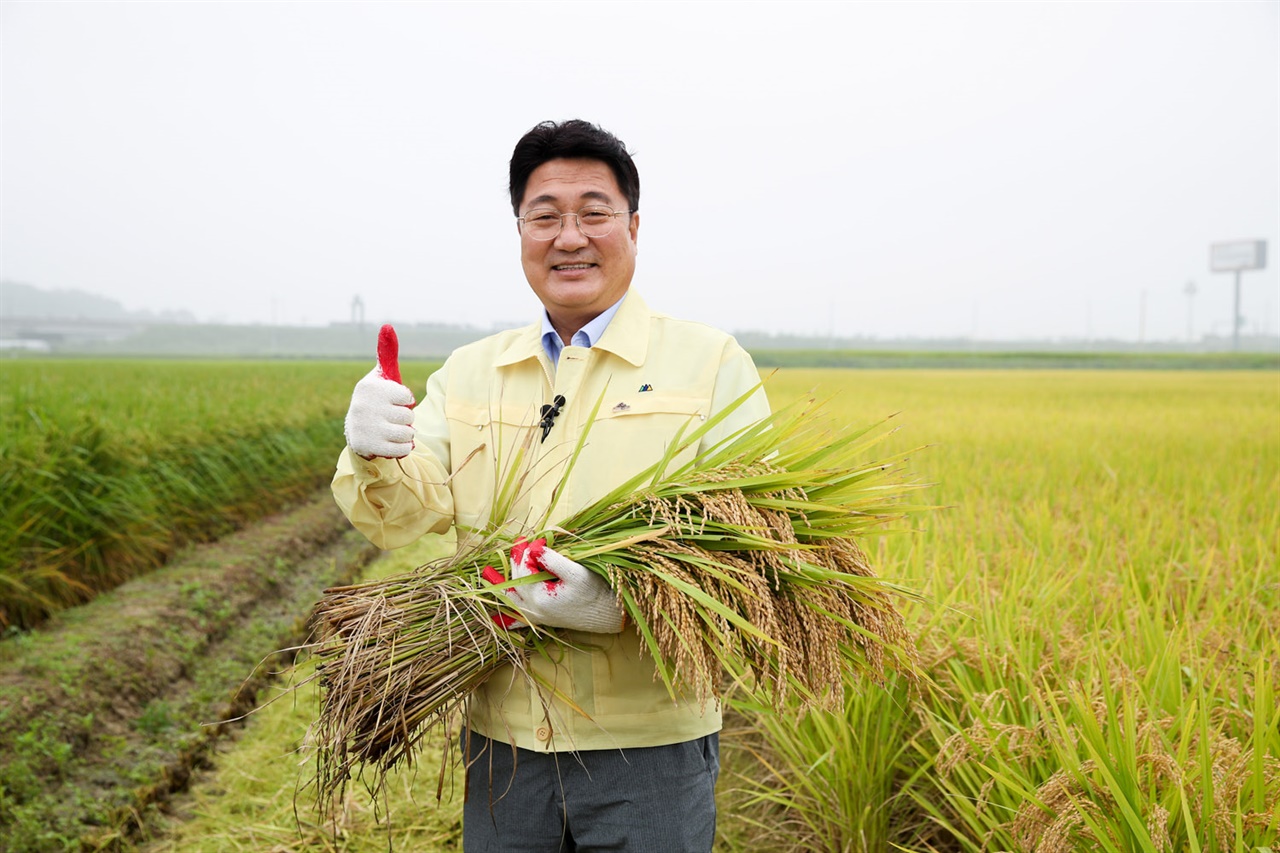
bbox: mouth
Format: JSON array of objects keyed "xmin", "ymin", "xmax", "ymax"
[{"xmin": 551, "ymin": 262, "xmax": 597, "ymax": 271}]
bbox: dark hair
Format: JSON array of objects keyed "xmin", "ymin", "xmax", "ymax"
[{"xmin": 508, "ymin": 119, "xmax": 640, "ymax": 215}]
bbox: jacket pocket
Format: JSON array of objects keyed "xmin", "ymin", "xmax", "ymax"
[
  {"xmin": 584, "ymin": 393, "xmax": 707, "ymax": 483},
  {"xmin": 444, "ymin": 400, "xmax": 544, "ymax": 536}
]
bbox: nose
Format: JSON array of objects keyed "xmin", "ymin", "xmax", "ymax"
[{"xmin": 553, "ymin": 213, "xmax": 590, "ymax": 250}]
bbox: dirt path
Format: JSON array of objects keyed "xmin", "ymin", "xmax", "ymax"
[
  {"xmin": 0, "ymin": 493, "xmax": 380, "ymax": 852},
  {"xmin": 139, "ymin": 534, "xmax": 463, "ymax": 853}
]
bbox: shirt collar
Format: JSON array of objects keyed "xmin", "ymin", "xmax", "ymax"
[
  {"xmin": 495, "ymin": 289, "xmax": 650, "ymax": 369},
  {"xmin": 540, "ymin": 293, "xmax": 627, "ymax": 365}
]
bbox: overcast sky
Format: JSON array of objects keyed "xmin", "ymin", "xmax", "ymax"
[{"xmin": 2, "ymin": 0, "xmax": 1277, "ymax": 342}]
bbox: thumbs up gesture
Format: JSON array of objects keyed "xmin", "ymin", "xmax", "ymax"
[{"xmin": 344, "ymin": 324, "xmax": 416, "ymax": 460}]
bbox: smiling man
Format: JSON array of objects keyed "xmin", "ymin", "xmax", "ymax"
[
  {"xmin": 334, "ymin": 119, "xmax": 769, "ymax": 852},
  {"xmin": 518, "ymin": 157, "xmax": 638, "ymax": 343}
]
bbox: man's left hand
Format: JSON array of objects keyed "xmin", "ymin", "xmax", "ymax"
[{"xmin": 502, "ymin": 538, "xmax": 625, "ymax": 634}]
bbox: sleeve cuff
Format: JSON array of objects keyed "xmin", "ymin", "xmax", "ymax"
[{"xmin": 344, "ymin": 447, "xmax": 402, "ymax": 483}]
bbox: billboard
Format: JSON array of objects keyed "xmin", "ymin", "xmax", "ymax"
[{"xmin": 1210, "ymin": 240, "xmax": 1267, "ymax": 272}]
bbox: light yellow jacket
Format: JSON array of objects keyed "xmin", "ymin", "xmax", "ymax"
[{"xmin": 332, "ymin": 291, "xmax": 769, "ymax": 752}]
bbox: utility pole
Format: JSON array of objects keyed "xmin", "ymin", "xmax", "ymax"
[{"xmin": 1183, "ymin": 280, "xmax": 1196, "ymax": 344}]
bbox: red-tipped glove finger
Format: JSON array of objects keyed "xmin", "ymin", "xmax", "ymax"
[
  {"xmin": 479, "ymin": 565, "xmax": 522, "ymax": 628},
  {"xmin": 377, "ymin": 323, "xmax": 403, "ymax": 385}
]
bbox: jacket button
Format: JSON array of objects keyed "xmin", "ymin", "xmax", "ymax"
[{"xmin": 535, "ymin": 726, "xmax": 552, "ymax": 742}]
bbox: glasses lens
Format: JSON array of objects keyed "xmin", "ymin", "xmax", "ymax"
[
  {"xmin": 521, "ymin": 209, "xmax": 562, "ymax": 240},
  {"xmin": 577, "ymin": 206, "xmax": 618, "ymax": 238}
]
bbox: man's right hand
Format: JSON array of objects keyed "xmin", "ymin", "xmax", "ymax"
[{"xmin": 344, "ymin": 367, "xmax": 416, "ymax": 459}]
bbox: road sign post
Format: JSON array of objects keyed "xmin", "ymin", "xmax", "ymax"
[{"xmin": 1210, "ymin": 241, "xmax": 1267, "ymax": 350}]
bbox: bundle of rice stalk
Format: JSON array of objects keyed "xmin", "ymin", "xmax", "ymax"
[{"xmin": 306, "ymin": 387, "xmax": 929, "ymax": 806}]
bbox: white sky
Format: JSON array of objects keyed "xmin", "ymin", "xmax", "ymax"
[{"xmin": 2, "ymin": 0, "xmax": 1277, "ymax": 341}]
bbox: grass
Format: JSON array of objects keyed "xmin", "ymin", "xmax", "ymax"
[{"xmin": 69, "ymin": 367, "xmax": 1280, "ymax": 851}]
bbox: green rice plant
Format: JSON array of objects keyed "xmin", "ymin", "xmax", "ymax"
[
  {"xmin": 0, "ymin": 359, "xmax": 439, "ymax": 628},
  {"xmin": 0, "ymin": 418, "xmax": 340, "ymax": 627},
  {"xmin": 907, "ymin": 635, "xmax": 1068, "ymax": 849},
  {"xmin": 717, "ymin": 674, "xmax": 925, "ymax": 853},
  {"xmin": 902, "ymin": 527, "xmax": 1278, "ymax": 850},
  {"xmin": 998, "ymin": 671, "xmax": 1279, "ymax": 852},
  {"xmin": 906, "ymin": 583, "xmax": 1279, "ymax": 852}
]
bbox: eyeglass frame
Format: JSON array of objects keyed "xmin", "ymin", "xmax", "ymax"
[{"xmin": 516, "ymin": 205, "xmax": 633, "ymax": 241}]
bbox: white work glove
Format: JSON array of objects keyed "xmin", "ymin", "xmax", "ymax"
[
  {"xmin": 343, "ymin": 366, "xmax": 416, "ymax": 459},
  {"xmin": 498, "ymin": 538, "xmax": 625, "ymax": 634}
]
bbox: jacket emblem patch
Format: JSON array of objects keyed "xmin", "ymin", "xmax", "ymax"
[{"xmin": 638, "ymin": 383, "xmax": 653, "ymax": 392}]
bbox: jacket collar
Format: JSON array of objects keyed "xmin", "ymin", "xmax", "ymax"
[
  {"xmin": 494, "ymin": 289, "xmax": 650, "ymax": 369},
  {"xmin": 592, "ymin": 290, "xmax": 649, "ymax": 367}
]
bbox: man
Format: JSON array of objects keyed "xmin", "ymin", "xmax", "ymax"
[{"xmin": 334, "ymin": 119, "xmax": 769, "ymax": 852}]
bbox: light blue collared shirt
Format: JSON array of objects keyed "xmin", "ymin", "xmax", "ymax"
[{"xmin": 540, "ymin": 293, "xmax": 627, "ymax": 366}]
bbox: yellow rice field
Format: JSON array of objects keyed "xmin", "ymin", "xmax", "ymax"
[{"xmin": 145, "ymin": 368, "xmax": 1279, "ymax": 852}]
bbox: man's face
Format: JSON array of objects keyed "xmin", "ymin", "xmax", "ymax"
[{"xmin": 518, "ymin": 158, "xmax": 639, "ymax": 337}]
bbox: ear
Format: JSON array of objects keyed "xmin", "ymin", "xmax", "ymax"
[{"xmin": 628, "ymin": 211, "xmax": 640, "ymax": 246}]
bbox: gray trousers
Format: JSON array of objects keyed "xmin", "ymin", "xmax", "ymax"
[{"xmin": 461, "ymin": 730, "xmax": 720, "ymax": 852}]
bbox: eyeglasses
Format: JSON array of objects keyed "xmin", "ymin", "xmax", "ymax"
[{"xmin": 517, "ymin": 205, "xmax": 631, "ymax": 241}]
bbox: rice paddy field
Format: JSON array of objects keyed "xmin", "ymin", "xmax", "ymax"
[
  {"xmin": 0, "ymin": 360, "xmax": 360, "ymax": 628},
  {"xmin": 2, "ymin": 360, "xmax": 1277, "ymax": 851}
]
